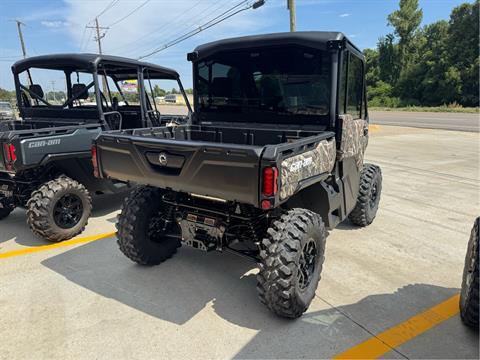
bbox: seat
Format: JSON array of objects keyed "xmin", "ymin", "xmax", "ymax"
[
  {"xmin": 29, "ymin": 84, "xmax": 44, "ymax": 99},
  {"xmin": 71, "ymin": 83, "xmax": 89, "ymax": 100}
]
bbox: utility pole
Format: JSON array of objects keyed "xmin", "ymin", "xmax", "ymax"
[
  {"xmin": 50, "ymin": 80, "xmax": 56, "ymax": 103},
  {"xmin": 287, "ymin": 0, "xmax": 296, "ymax": 32},
  {"xmin": 14, "ymin": 20, "xmax": 28, "ymax": 58},
  {"xmin": 87, "ymin": 18, "xmax": 109, "ymax": 95},
  {"xmin": 14, "ymin": 19, "xmax": 32, "ymax": 87}
]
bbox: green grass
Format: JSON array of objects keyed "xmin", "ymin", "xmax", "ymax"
[{"xmin": 369, "ymin": 106, "xmax": 479, "ymax": 114}]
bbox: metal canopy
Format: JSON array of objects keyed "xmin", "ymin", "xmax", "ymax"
[
  {"xmin": 11, "ymin": 53, "xmax": 179, "ymax": 79},
  {"xmin": 190, "ymin": 31, "xmax": 363, "ymax": 61}
]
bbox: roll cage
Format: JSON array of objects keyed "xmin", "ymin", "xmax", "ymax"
[{"xmin": 12, "ymin": 54, "xmax": 192, "ymax": 129}]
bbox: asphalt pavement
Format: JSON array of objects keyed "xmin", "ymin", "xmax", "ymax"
[
  {"xmin": 370, "ymin": 110, "xmax": 479, "ymax": 132},
  {"xmin": 158, "ymin": 105, "xmax": 480, "ymax": 132}
]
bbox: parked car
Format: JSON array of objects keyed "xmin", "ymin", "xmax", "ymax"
[
  {"xmin": 0, "ymin": 101, "xmax": 15, "ymax": 120},
  {"xmin": 0, "ymin": 54, "xmax": 191, "ymax": 242},
  {"xmin": 93, "ymin": 32, "xmax": 382, "ymax": 318}
]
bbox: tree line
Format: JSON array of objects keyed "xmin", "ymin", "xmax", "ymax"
[{"xmin": 365, "ymin": 0, "xmax": 479, "ymax": 108}]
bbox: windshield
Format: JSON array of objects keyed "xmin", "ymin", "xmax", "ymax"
[{"xmin": 195, "ymin": 46, "xmax": 331, "ymax": 123}]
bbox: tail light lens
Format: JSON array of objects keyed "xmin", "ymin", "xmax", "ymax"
[
  {"xmin": 91, "ymin": 144, "xmax": 99, "ymax": 177},
  {"xmin": 3, "ymin": 143, "xmax": 16, "ymax": 171},
  {"xmin": 262, "ymin": 166, "xmax": 278, "ymax": 197}
]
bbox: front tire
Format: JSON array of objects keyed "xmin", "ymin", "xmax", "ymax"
[
  {"xmin": 257, "ymin": 208, "xmax": 327, "ymax": 318},
  {"xmin": 27, "ymin": 176, "xmax": 92, "ymax": 242},
  {"xmin": 349, "ymin": 163, "xmax": 382, "ymax": 226},
  {"xmin": 460, "ymin": 217, "xmax": 479, "ymax": 328},
  {"xmin": 116, "ymin": 186, "xmax": 181, "ymax": 266}
]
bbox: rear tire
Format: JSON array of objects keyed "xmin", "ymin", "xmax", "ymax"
[
  {"xmin": 460, "ymin": 217, "xmax": 479, "ymax": 328},
  {"xmin": 349, "ymin": 163, "xmax": 382, "ymax": 227},
  {"xmin": 116, "ymin": 186, "xmax": 181, "ymax": 265},
  {"xmin": 27, "ymin": 176, "xmax": 92, "ymax": 242},
  {"xmin": 257, "ymin": 208, "xmax": 327, "ymax": 318}
]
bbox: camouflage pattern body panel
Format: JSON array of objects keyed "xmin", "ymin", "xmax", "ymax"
[
  {"xmin": 279, "ymin": 138, "xmax": 336, "ymax": 200},
  {"xmin": 337, "ymin": 114, "xmax": 368, "ymax": 169}
]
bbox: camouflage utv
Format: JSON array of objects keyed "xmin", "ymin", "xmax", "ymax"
[{"xmin": 93, "ymin": 32, "xmax": 383, "ymax": 318}]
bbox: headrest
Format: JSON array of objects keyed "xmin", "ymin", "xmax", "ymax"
[
  {"xmin": 72, "ymin": 83, "xmax": 89, "ymax": 100},
  {"xmin": 211, "ymin": 77, "xmax": 232, "ymax": 97},
  {"xmin": 29, "ymin": 84, "xmax": 44, "ymax": 98}
]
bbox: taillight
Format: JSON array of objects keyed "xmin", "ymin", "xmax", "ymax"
[
  {"xmin": 3, "ymin": 143, "xmax": 16, "ymax": 171},
  {"xmin": 262, "ymin": 166, "xmax": 278, "ymax": 197},
  {"xmin": 91, "ymin": 144, "xmax": 99, "ymax": 177}
]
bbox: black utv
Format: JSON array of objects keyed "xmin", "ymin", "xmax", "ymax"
[
  {"xmin": 0, "ymin": 54, "xmax": 190, "ymax": 242},
  {"xmin": 93, "ymin": 32, "xmax": 383, "ymax": 318}
]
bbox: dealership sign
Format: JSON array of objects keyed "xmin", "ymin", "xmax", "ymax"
[{"xmin": 120, "ymin": 80, "xmax": 138, "ymax": 93}]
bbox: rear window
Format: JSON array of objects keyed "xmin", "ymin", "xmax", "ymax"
[{"xmin": 195, "ymin": 46, "xmax": 331, "ymax": 124}]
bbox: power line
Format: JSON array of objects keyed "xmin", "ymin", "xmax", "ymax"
[
  {"xmin": 78, "ymin": 25, "xmax": 88, "ymax": 51},
  {"xmin": 124, "ymin": 0, "xmax": 247, "ymax": 56},
  {"xmin": 96, "ymin": 0, "xmax": 120, "ymax": 19},
  {"xmin": 0, "ymin": 55, "xmax": 22, "ymax": 59},
  {"xmin": 78, "ymin": 0, "xmax": 118, "ymax": 51},
  {"xmin": 108, "ymin": 0, "xmax": 150, "ymax": 28},
  {"xmin": 138, "ymin": 0, "xmax": 265, "ymax": 60},
  {"xmin": 135, "ymin": 0, "xmax": 236, "ymax": 53},
  {"xmin": 81, "ymin": 27, "xmax": 95, "ymax": 52},
  {"xmin": 108, "ymin": 0, "xmax": 206, "ymax": 53}
]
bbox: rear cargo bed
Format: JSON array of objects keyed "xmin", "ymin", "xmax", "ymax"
[
  {"xmin": 0, "ymin": 122, "xmax": 102, "ymax": 172},
  {"xmin": 95, "ymin": 124, "xmax": 334, "ymax": 206}
]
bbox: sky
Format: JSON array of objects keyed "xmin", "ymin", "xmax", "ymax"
[{"xmin": 0, "ymin": 0, "xmax": 470, "ymax": 90}]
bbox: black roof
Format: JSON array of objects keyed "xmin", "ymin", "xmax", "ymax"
[
  {"xmin": 191, "ymin": 31, "xmax": 363, "ymax": 60},
  {"xmin": 11, "ymin": 53, "xmax": 179, "ymax": 80}
]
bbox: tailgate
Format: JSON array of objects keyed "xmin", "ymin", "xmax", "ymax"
[
  {"xmin": 96, "ymin": 134, "xmax": 264, "ymax": 206},
  {"xmin": 0, "ymin": 125, "xmax": 102, "ymax": 172}
]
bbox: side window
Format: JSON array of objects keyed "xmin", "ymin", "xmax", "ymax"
[
  {"xmin": 346, "ymin": 54, "xmax": 363, "ymax": 119},
  {"xmin": 196, "ymin": 61, "xmax": 242, "ymax": 109}
]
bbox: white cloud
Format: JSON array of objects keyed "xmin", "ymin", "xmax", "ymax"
[
  {"xmin": 64, "ymin": 0, "xmax": 274, "ymax": 55},
  {"xmin": 62, "ymin": 0, "xmax": 278, "ymax": 87},
  {"xmin": 339, "ymin": 13, "xmax": 351, "ymax": 18},
  {"xmin": 19, "ymin": 8, "xmax": 67, "ymax": 22},
  {"xmin": 41, "ymin": 20, "xmax": 70, "ymax": 28}
]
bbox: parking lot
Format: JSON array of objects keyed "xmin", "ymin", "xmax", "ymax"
[{"xmin": 0, "ymin": 124, "xmax": 478, "ymax": 359}]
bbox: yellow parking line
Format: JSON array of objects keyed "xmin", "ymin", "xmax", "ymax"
[
  {"xmin": 0, "ymin": 232, "xmax": 115, "ymax": 260},
  {"xmin": 369, "ymin": 124, "xmax": 381, "ymax": 132},
  {"xmin": 333, "ymin": 294, "xmax": 460, "ymax": 359}
]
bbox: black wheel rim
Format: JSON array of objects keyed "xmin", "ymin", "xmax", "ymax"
[
  {"xmin": 297, "ymin": 238, "xmax": 317, "ymax": 291},
  {"xmin": 369, "ymin": 181, "xmax": 379, "ymax": 209},
  {"xmin": 53, "ymin": 194, "xmax": 84, "ymax": 229}
]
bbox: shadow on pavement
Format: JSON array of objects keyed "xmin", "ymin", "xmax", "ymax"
[
  {"xmin": 1, "ymin": 192, "xmax": 126, "ymax": 248},
  {"xmin": 41, "ymin": 236, "xmax": 479, "ymax": 358},
  {"xmin": 91, "ymin": 191, "xmax": 129, "ymax": 219},
  {"xmin": 0, "ymin": 208, "xmax": 29, "ymax": 245}
]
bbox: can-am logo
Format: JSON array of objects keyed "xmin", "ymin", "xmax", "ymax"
[
  {"xmin": 158, "ymin": 153, "xmax": 168, "ymax": 166},
  {"xmin": 289, "ymin": 157, "xmax": 313, "ymax": 172},
  {"xmin": 28, "ymin": 139, "xmax": 61, "ymax": 148}
]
